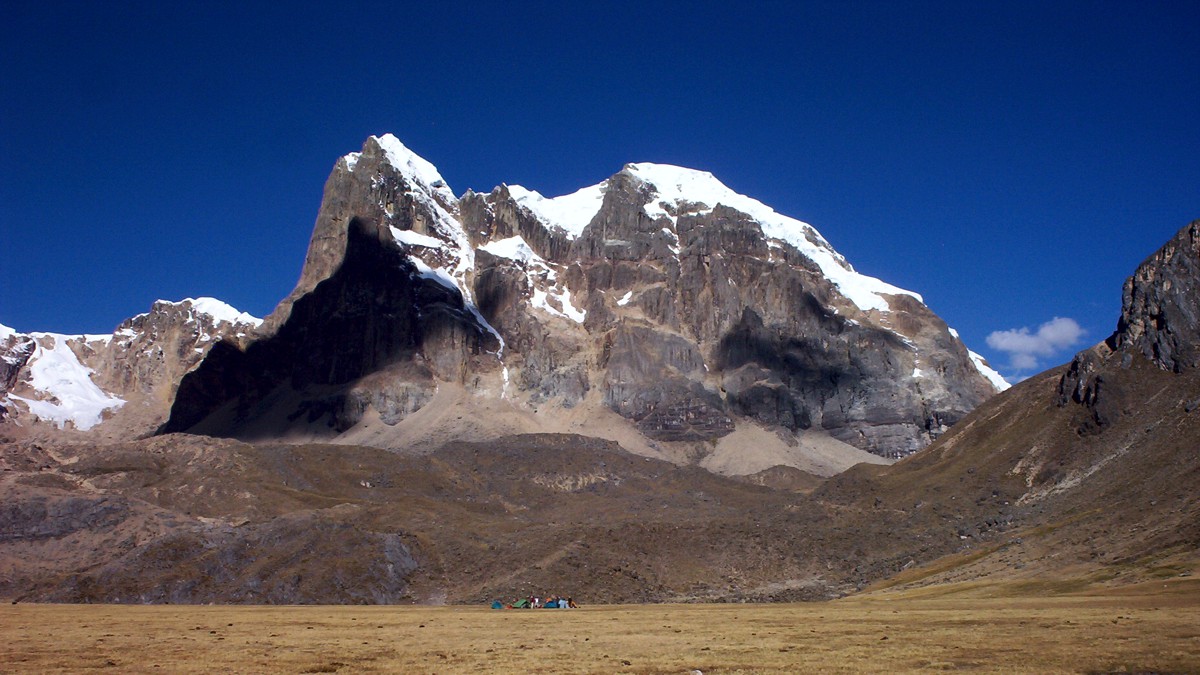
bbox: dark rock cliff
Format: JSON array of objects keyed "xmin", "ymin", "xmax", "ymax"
[
  {"xmin": 1059, "ymin": 220, "xmax": 1200, "ymax": 429},
  {"xmin": 1115, "ymin": 220, "xmax": 1200, "ymax": 372},
  {"xmin": 161, "ymin": 216, "xmax": 499, "ymax": 438}
]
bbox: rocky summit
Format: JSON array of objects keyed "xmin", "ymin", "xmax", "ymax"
[
  {"xmin": 1059, "ymin": 221, "xmax": 1200, "ymax": 430},
  {"xmin": 163, "ymin": 134, "xmax": 1003, "ymax": 466},
  {"xmin": 4, "ymin": 134, "xmax": 1005, "ymax": 472}
]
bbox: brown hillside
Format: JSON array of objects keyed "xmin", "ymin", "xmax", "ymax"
[
  {"xmin": 823, "ymin": 222, "xmax": 1200, "ymax": 593},
  {"xmin": 1, "ymin": 431, "xmax": 987, "ymax": 604}
]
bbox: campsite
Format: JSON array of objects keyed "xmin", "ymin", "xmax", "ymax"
[{"xmin": 4, "ymin": 579, "xmax": 1198, "ymax": 674}]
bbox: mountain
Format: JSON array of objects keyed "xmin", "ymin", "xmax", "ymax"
[
  {"xmin": 1, "ymin": 220, "xmax": 1194, "ymax": 605},
  {"xmin": 154, "ymin": 134, "xmax": 1003, "ymax": 471},
  {"xmin": 0, "ymin": 131, "xmax": 1193, "ymax": 604},
  {"xmin": 1, "ymin": 299, "xmax": 261, "ymax": 442},
  {"xmin": 4, "ymin": 134, "xmax": 1004, "ymax": 471}
]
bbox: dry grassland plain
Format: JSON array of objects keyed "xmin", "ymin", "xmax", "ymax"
[{"xmin": 3, "ymin": 580, "xmax": 1198, "ymax": 674}]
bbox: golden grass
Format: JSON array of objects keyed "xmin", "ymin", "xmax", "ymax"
[{"xmin": 3, "ymin": 580, "xmax": 1199, "ymax": 674}]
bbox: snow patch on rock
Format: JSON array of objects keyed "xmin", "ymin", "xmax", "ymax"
[
  {"xmin": 390, "ymin": 227, "xmax": 446, "ymax": 250},
  {"xmin": 624, "ymin": 162, "xmax": 921, "ymax": 314},
  {"xmin": 408, "ymin": 256, "xmax": 505, "ymax": 354},
  {"xmin": 480, "ymin": 236, "xmax": 585, "ymax": 324},
  {"xmin": 946, "ymin": 326, "xmax": 1009, "ymax": 392},
  {"xmin": 479, "ymin": 235, "xmax": 542, "ymax": 265},
  {"xmin": 9, "ymin": 334, "xmax": 124, "ymax": 430},
  {"xmin": 531, "ymin": 288, "xmax": 587, "ymax": 324},
  {"xmin": 968, "ymin": 350, "xmax": 1009, "ymax": 391},
  {"xmin": 506, "ymin": 183, "xmax": 605, "ymax": 239},
  {"xmin": 184, "ymin": 298, "xmax": 262, "ymax": 327}
]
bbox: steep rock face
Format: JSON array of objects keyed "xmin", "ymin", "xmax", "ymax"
[
  {"xmin": 1059, "ymin": 220, "xmax": 1200, "ymax": 429},
  {"xmin": 0, "ymin": 328, "xmax": 35, "ymax": 395},
  {"xmin": 262, "ymin": 135, "xmax": 474, "ymax": 335},
  {"xmin": 161, "ymin": 216, "xmax": 500, "ymax": 438},
  {"xmin": 0, "ymin": 299, "xmax": 260, "ymax": 440},
  {"xmin": 1115, "ymin": 220, "xmax": 1200, "ymax": 372},
  {"xmin": 470, "ymin": 159, "xmax": 1003, "ymax": 457},
  {"xmin": 161, "ymin": 135, "xmax": 1002, "ymax": 460}
]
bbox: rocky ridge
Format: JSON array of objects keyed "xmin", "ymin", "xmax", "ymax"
[
  {"xmin": 4, "ymin": 134, "xmax": 1006, "ymax": 473},
  {"xmin": 1, "ymin": 298, "xmax": 261, "ymax": 441},
  {"xmin": 1059, "ymin": 221, "xmax": 1200, "ymax": 425},
  {"xmin": 163, "ymin": 134, "xmax": 1004, "ymax": 465}
]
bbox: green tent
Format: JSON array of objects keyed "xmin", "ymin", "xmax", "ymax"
[{"xmin": 512, "ymin": 598, "xmax": 531, "ymax": 609}]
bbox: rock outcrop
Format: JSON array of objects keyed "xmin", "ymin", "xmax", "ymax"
[
  {"xmin": 1059, "ymin": 220, "xmax": 1200, "ymax": 429},
  {"xmin": 1114, "ymin": 220, "xmax": 1200, "ymax": 372}
]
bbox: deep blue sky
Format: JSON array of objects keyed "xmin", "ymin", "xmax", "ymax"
[{"xmin": 3, "ymin": 1, "xmax": 1198, "ymax": 381}]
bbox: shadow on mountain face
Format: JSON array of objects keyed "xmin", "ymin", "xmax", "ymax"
[{"xmin": 160, "ymin": 217, "xmax": 498, "ymax": 440}]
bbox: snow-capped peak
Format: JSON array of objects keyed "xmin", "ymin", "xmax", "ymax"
[
  {"xmin": 187, "ymin": 297, "xmax": 262, "ymax": 326},
  {"xmin": 341, "ymin": 133, "xmax": 460, "ymax": 218},
  {"xmin": 350, "ymin": 134, "xmax": 476, "ymax": 286},
  {"xmin": 0, "ymin": 323, "xmax": 15, "ymax": 340},
  {"xmin": 342, "ymin": 135, "xmax": 494, "ymax": 352},
  {"xmin": 506, "ymin": 160, "xmax": 921, "ymax": 314},
  {"xmin": 155, "ymin": 298, "xmax": 262, "ymax": 327},
  {"xmin": 372, "ymin": 134, "xmax": 456, "ymax": 205},
  {"xmin": 624, "ymin": 162, "xmax": 745, "ymax": 222},
  {"xmin": 623, "ymin": 162, "xmax": 922, "ymax": 313}
]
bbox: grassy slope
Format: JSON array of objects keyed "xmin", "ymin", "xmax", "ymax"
[{"xmin": 829, "ymin": 358, "xmax": 1200, "ymax": 594}]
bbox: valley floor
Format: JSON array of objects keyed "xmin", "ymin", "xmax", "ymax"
[{"xmin": 2, "ymin": 579, "xmax": 1198, "ymax": 674}]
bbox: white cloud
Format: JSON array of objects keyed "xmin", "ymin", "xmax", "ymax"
[
  {"xmin": 986, "ymin": 317, "xmax": 1086, "ymax": 374},
  {"xmin": 1010, "ymin": 353, "xmax": 1040, "ymax": 371}
]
